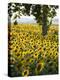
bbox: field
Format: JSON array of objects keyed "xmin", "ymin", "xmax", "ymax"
[{"xmin": 8, "ymin": 24, "xmax": 58, "ymax": 76}]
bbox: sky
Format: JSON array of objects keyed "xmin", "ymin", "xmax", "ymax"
[
  {"xmin": 17, "ymin": 15, "xmax": 36, "ymax": 24},
  {"xmin": 11, "ymin": 9, "xmax": 59, "ymax": 24}
]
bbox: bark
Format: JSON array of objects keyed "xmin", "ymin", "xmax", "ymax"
[
  {"xmin": 42, "ymin": 6, "xmax": 48, "ymax": 36},
  {"xmin": 42, "ymin": 15, "xmax": 47, "ymax": 36}
]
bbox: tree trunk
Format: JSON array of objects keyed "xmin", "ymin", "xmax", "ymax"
[
  {"xmin": 42, "ymin": 15, "xmax": 47, "ymax": 36},
  {"xmin": 42, "ymin": 6, "xmax": 48, "ymax": 36}
]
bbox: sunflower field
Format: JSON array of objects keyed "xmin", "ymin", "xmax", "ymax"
[{"xmin": 8, "ymin": 24, "xmax": 58, "ymax": 77}]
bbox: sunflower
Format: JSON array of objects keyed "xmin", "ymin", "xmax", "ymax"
[
  {"xmin": 33, "ymin": 52, "xmax": 39, "ymax": 59},
  {"xmin": 10, "ymin": 57, "xmax": 16, "ymax": 64},
  {"xmin": 20, "ymin": 58, "xmax": 26, "ymax": 64},
  {"xmin": 29, "ymin": 49, "xmax": 33, "ymax": 53},
  {"xmin": 42, "ymin": 51, "xmax": 47, "ymax": 58},
  {"xmin": 10, "ymin": 32, "xmax": 13, "ymax": 36},
  {"xmin": 12, "ymin": 46, "xmax": 17, "ymax": 53},
  {"xmin": 16, "ymin": 52, "xmax": 22, "ymax": 58},
  {"xmin": 22, "ymin": 69, "xmax": 29, "ymax": 76},
  {"xmin": 22, "ymin": 51, "xmax": 27, "ymax": 57},
  {"xmin": 35, "ymin": 60, "xmax": 44, "ymax": 74},
  {"xmin": 25, "ymin": 57, "xmax": 30, "ymax": 63},
  {"xmin": 38, "ymin": 47, "xmax": 42, "ymax": 52},
  {"xmin": 53, "ymin": 51, "xmax": 58, "ymax": 59},
  {"xmin": 29, "ymin": 58, "xmax": 34, "ymax": 63}
]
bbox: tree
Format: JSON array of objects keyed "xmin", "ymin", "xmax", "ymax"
[
  {"xmin": 8, "ymin": 3, "xmax": 58, "ymax": 36},
  {"xmin": 31, "ymin": 5, "xmax": 58, "ymax": 35},
  {"xmin": 8, "ymin": 3, "xmax": 25, "ymax": 24}
]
